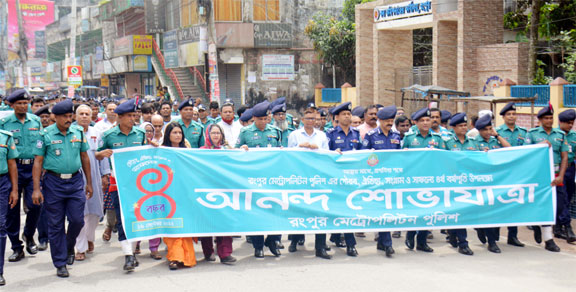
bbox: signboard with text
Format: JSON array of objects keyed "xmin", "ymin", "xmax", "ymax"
[{"xmin": 67, "ymin": 65, "xmax": 83, "ymax": 86}]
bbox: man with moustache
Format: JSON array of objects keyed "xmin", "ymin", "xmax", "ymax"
[{"xmin": 357, "ymin": 105, "xmax": 378, "ymax": 139}]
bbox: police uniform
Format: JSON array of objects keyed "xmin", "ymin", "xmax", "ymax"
[
  {"xmin": 326, "ymin": 102, "xmax": 360, "ymax": 256},
  {"xmin": 34, "ymin": 99, "xmax": 89, "ymax": 277},
  {"xmin": 361, "ymin": 106, "xmax": 399, "ymax": 257},
  {"xmin": 0, "ymin": 129, "xmax": 19, "ymax": 285},
  {"xmin": 443, "ymin": 113, "xmax": 475, "ymax": 256},
  {"xmin": 440, "ymin": 110, "xmax": 452, "ymax": 126},
  {"xmin": 558, "ymin": 110, "xmax": 576, "ymax": 242},
  {"xmin": 176, "ymin": 99, "xmax": 205, "ymax": 148},
  {"xmin": 197, "ymin": 104, "xmax": 214, "ymax": 127},
  {"xmin": 98, "ymin": 99, "xmax": 146, "ymax": 269},
  {"xmin": 240, "ymin": 108, "xmax": 253, "ymax": 123},
  {"xmin": 494, "ymin": 102, "xmax": 527, "ymax": 246},
  {"xmin": 0, "ymin": 89, "xmax": 43, "ymax": 260},
  {"xmin": 235, "ymin": 102, "xmax": 283, "ymax": 258},
  {"xmin": 271, "ymin": 104, "xmax": 294, "ymax": 147},
  {"xmin": 402, "ymin": 107, "xmax": 446, "ymax": 252}
]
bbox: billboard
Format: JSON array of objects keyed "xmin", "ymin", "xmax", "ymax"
[{"xmin": 7, "ymin": 0, "xmax": 55, "ymax": 58}]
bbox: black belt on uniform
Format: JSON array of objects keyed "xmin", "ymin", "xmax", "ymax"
[
  {"xmin": 17, "ymin": 158, "xmax": 34, "ymax": 165},
  {"xmin": 46, "ymin": 170, "xmax": 80, "ymax": 180}
]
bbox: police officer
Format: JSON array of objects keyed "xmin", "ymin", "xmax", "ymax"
[
  {"xmin": 0, "ymin": 127, "xmax": 19, "ymax": 285},
  {"xmin": 402, "ymin": 107, "xmax": 446, "ymax": 253},
  {"xmin": 0, "ymin": 89, "xmax": 43, "ymax": 262},
  {"xmin": 495, "ymin": 102, "xmax": 527, "ymax": 247},
  {"xmin": 31, "ymin": 99, "xmax": 93, "ymax": 278},
  {"xmin": 557, "ymin": 109, "xmax": 576, "ymax": 243},
  {"xmin": 236, "ymin": 101, "xmax": 283, "ymax": 258},
  {"xmin": 326, "ymin": 101, "xmax": 361, "ymax": 257},
  {"xmin": 361, "ymin": 105, "xmax": 400, "ymax": 257},
  {"xmin": 176, "ymin": 98, "xmax": 205, "ymax": 148},
  {"xmin": 440, "ymin": 110, "xmax": 452, "ymax": 129},
  {"xmin": 239, "ymin": 108, "xmax": 254, "ymax": 127},
  {"xmin": 96, "ymin": 99, "xmax": 147, "ymax": 271},
  {"xmin": 525, "ymin": 105, "xmax": 567, "ymax": 252},
  {"xmin": 271, "ymin": 104, "xmax": 294, "ymax": 147},
  {"xmin": 474, "ymin": 114, "xmax": 511, "ymax": 253},
  {"xmin": 445, "ymin": 113, "xmax": 476, "ymax": 256}
]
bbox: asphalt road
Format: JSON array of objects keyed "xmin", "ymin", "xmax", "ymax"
[{"xmin": 2, "ymin": 222, "xmax": 576, "ymax": 292}]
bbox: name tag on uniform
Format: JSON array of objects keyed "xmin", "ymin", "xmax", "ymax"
[
  {"xmin": 252, "ymin": 136, "xmax": 260, "ymax": 140},
  {"xmin": 51, "ymin": 140, "xmax": 63, "ymax": 144},
  {"xmin": 11, "ymin": 129, "xmax": 20, "ymax": 133},
  {"xmin": 466, "ymin": 147, "xmax": 476, "ymax": 151},
  {"xmin": 113, "ymin": 142, "xmax": 124, "ymax": 147},
  {"xmin": 132, "ymin": 141, "xmax": 142, "ymax": 145},
  {"xmin": 374, "ymin": 140, "xmax": 384, "ymax": 145},
  {"xmin": 335, "ymin": 139, "xmax": 345, "ymax": 144}
]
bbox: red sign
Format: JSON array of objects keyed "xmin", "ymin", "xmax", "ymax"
[{"xmin": 67, "ymin": 65, "xmax": 82, "ymax": 86}]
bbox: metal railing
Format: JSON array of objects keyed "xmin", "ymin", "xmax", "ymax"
[
  {"xmin": 510, "ymin": 85, "xmax": 550, "ymax": 106},
  {"xmin": 151, "ymin": 39, "xmax": 184, "ymax": 101},
  {"xmin": 186, "ymin": 67, "xmax": 209, "ymax": 99},
  {"xmin": 564, "ymin": 85, "xmax": 576, "ymax": 108}
]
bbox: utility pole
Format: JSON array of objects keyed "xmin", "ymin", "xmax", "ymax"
[
  {"xmin": 68, "ymin": 0, "xmax": 78, "ymax": 97},
  {"xmin": 16, "ymin": 0, "xmax": 28, "ymax": 89}
]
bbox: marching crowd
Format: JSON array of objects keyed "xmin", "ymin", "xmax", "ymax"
[{"xmin": 0, "ymin": 90, "xmax": 576, "ymax": 283}]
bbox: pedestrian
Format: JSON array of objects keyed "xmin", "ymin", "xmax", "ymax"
[
  {"xmin": 361, "ymin": 105, "xmax": 400, "ymax": 257},
  {"xmin": 0, "ymin": 126, "xmax": 20, "ymax": 285},
  {"xmin": 236, "ymin": 101, "xmax": 283, "ymax": 258},
  {"xmin": 495, "ymin": 102, "xmax": 527, "ymax": 247},
  {"xmin": 32, "ymin": 99, "xmax": 93, "ymax": 277},
  {"xmin": 73, "ymin": 105, "xmax": 110, "ymax": 261},
  {"xmin": 326, "ymin": 101, "xmax": 361, "ymax": 256},
  {"xmin": 96, "ymin": 99, "xmax": 148, "ymax": 272},
  {"xmin": 445, "ymin": 112, "xmax": 477, "ymax": 256},
  {"xmin": 0, "ymin": 89, "xmax": 43, "ymax": 262},
  {"xmin": 402, "ymin": 107, "xmax": 446, "ymax": 253},
  {"xmin": 557, "ymin": 109, "xmax": 576, "ymax": 243},
  {"xmin": 198, "ymin": 124, "xmax": 237, "ymax": 264},
  {"xmin": 162, "ymin": 122, "xmax": 197, "ymax": 270}
]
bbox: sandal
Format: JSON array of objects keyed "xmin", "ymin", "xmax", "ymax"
[
  {"xmin": 168, "ymin": 261, "xmax": 179, "ymax": 270},
  {"xmin": 102, "ymin": 228, "xmax": 111, "ymax": 242},
  {"xmin": 75, "ymin": 252, "xmax": 86, "ymax": 261},
  {"xmin": 150, "ymin": 251, "xmax": 162, "ymax": 260},
  {"xmin": 88, "ymin": 241, "xmax": 94, "ymax": 253}
]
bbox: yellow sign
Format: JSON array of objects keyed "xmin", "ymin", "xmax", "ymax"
[
  {"xmin": 101, "ymin": 75, "xmax": 109, "ymax": 87},
  {"xmin": 133, "ymin": 35, "xmax": 153, "ymax": 55}
]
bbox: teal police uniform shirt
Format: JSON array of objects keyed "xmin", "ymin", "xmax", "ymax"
[
  {"xmin": 474, "ymin": 135, "xmax": 503, "ymax": 151},
  {"xmin": 402, "ymin": 130, "xmax": 446, "ymax": 149},
  {"xmin": 235, "ymin": 123, "xmax": 282, "ymax": 148},
  {"xmin": 446, "ymin": 136, "xmax": 479, "ymax": 151},
  {"xmin": 0, "ymin": 113, "xmax": 42, "ymax": 159},
  {"xmin": 36, "ymin": 124, "xmax": 89, "ymax": 174},
  {"xmin": 98, "ymin": 126, "xmax": 147, "ymax": 150},
  {"xmin": 496, "ymin": 124, "xmax": 527, "ymax": 147},
  {"xmin": 561, "ymin": 129, "xmax": 576, "ymax": 164},
  {"xmin": 526, "ymin": 127, "xmax": 569, "ymax": 168},
  {"xmin": 0, "ymin": 130, "xmax": 20, "ymax": 174},
  {"xmin": 176, "ymin": 118, "xmax": 205, "ymax": 148}
]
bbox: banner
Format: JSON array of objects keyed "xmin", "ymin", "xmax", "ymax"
[
  {"xmin": 111, "ymin": 145, "xmax": 555, "ymax": 241},
  {"xmin": 144, "ymin": 0, "xmax": 165, "ymax": 34}
]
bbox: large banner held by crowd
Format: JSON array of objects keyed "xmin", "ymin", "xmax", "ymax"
[{"xmin": 112, "ymin": 145, "xmax": 555, "ymax": 241}]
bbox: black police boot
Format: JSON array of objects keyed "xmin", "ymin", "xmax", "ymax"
[
  {"xmin": 315, "ymin": 247, "xmax": 332, "ymax": 259},
  {"xmin": 405, "ymin": 238, "xmax": 415, "ymax": 250},
  {"xmin": 66, "ymin": 250, "xmax": 75, "ymax": 265},
  {"xmin": 553, "ymin": 225, "xmax": 567, "ymax": 240},
  {"xmin": 532, "ymin": 226, "xmax": 542, "ymax": 244},
  {"xmin": 507, "ymin": 237, "xmax": 525, "ymax": 247},
  {"xmin": 416, "ymin": 243, "xmax": 434, "ymax": 253},
  {"xmin": 265, "ymin": 241, "xmax": 281, "ymax": 257},
  {"xmin": 0, "ymin": 274, "xmax": 5, "ymax": 285},
  {"xmin": 8, "ymin": 249, "xmax": 25, "ymax": 262},
  {"xmin": 22, "ymin": 235, "xmax": 38, "ymax": 255},
  {"xmin": 487, "ymin": 243, "xmax": 501, "ymax": 253},
  {"xmin": 346, "ymin": 245, "xmax": 358, "ymax": 257},
  {"xmin": 288, "ymin": 240, "xmax": 298, "ymax": 253},
  {"xmin": 275, "ymin": 240, "xmax": 284, "ymax": 249},
  {"xmin": 458, "ymin": 245, "xmax": 474, "ymax": 256},
  {"xmin": 254, "ymin": 248, "xmax": 264, "ymax": 258},
  {"xmin": 545, "ymin": 239, "xmax": 561, "ymax": 252},
  {"xmin": 38, "ymin": 241, "xmax": 48, "ymax": 251},
  {"xmin": 475, "ymin": 229, "xmax": 487, "ymax": 244},
  {"xmin": 565, "ymin": 224, "xmax": 576, "ymax": 243},
  {"xmin": 377, "ymin": 242, "xmax": 386, "ymax": 251},
  {"xmin": 385, "ymin": 246, "xmax": 395, "ymax": 257},
  {"xmin": 297, "ymin": 238, "xmax": 305, "ymax": 246},
  {"xmin": 56, "ymin": 266, "xmax": 69, "ymax": 278},
  {"xmin": 123, "ymin": 255, "xmax": 136, "ymax": 271},
  {"xmin": 448, "ymin": 233, "xmax": 458, "ymax": 248}
]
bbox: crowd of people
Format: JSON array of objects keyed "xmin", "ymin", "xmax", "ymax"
[{"xmin": 1, "ymin": 89, "xmax": 576, "ymax": 283}]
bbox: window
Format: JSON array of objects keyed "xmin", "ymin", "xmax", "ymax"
[
  {"xmin": 181, "ymin": 0, "xmax": 199, "ymax": 26},
  {"xmin": 254, "ymin": 0, "xmax": 279, "ymax": 21},
  {"xmin": 214, "ymin": 0, "xmax": 242, "ymax": 22}
]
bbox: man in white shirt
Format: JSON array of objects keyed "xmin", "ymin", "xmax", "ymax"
[
  {"xmin": 94, "ymin": 102, "xmax": 118, "ymax": 134},
  {"xmin": 217, "ymin": 102, "xmax": 242, "ymax": 145},
  {"xmin": 286, "ymin": 109, "xmax": 331, "ymax": 259}
]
